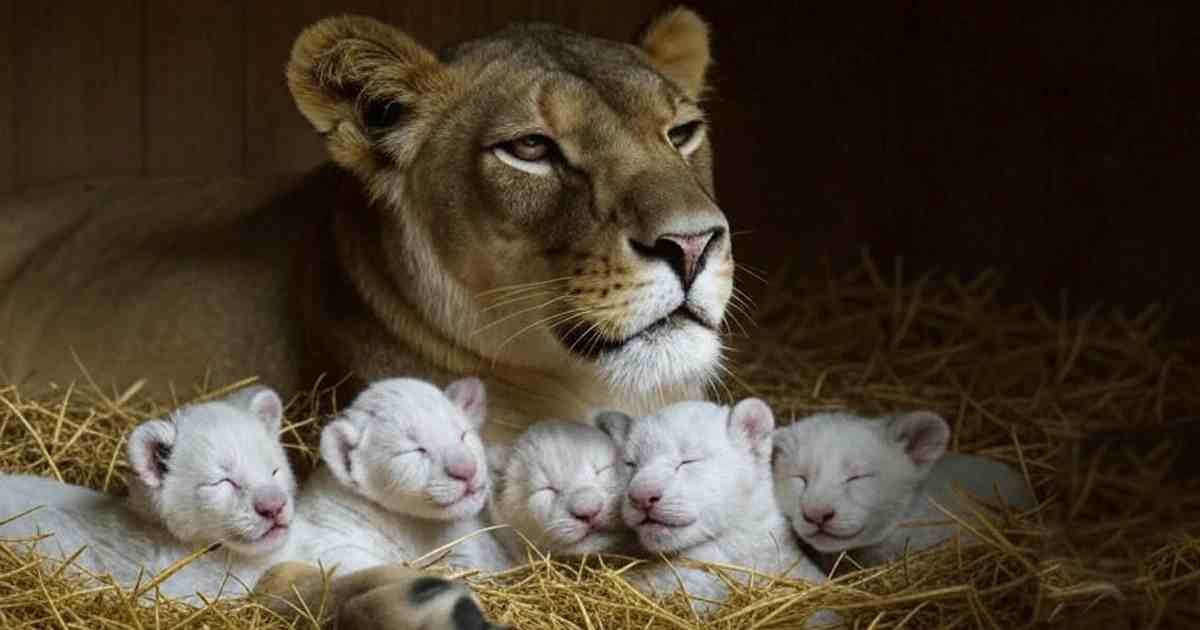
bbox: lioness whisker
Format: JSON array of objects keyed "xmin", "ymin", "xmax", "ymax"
[
  {"xmin": 475, "ymin": 275, "xmax": 574, "ymax": 298},
  {"xmin": 490, "ymin": 308, "xmax": 595, "ymax": 360},
  {"xmin": 734, "ymin": 263, "xmax": 769, "ymax": 285},
  {"xmin": 470, "ymin": 294, "xmax": 574, "ymax": 337},
  {"xmin": 478, "ymin": 289, "xmax": 556, "ymax": 314}
]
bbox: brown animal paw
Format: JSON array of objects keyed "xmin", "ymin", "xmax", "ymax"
[{"xmin": 254, "ymin": 561, "xmax": 506, "ymax": 630}]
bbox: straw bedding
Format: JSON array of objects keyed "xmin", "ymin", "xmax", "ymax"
[{"xmin": 1, "ymin": 258, "xmax": 1196, "ymax": 629}]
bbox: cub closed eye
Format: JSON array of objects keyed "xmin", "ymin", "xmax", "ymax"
[
  {"xmin": 492, "ymin": 134, "xmax": 558, "ymax": 176},
  {"xmin": 667, "ymin": 120, "xmax": 704, "ymax": 155},
  {"xmin": 397, "ymin": 447, "xmax": 428, "ymax": 457},
  {"xmin": 847, "ymin": 473, "xmax": 875, "ymax": 483},
  {"xmin": 209, "ymin": 478, "xmax": 239, "ymax": 490},
  {"xmin": 677, "ymin": 458, "xmax": 701, "ymax": 470},
  {"xmin": 623, "ymin": 460, "xmax": 637, "ymax": 469},
  {"xmin": 535, "ymin": 486, "xmax": 560, "ymax": 495}
]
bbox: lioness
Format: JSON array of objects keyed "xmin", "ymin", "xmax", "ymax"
[{"xmin": 0, "ymin": 8, "xmax": 732, "ymax": 442}]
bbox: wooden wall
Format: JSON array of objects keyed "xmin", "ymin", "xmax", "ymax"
[
  {"xmin": 0, "ymin": 1, "xmax": 676, "ymax": 190},
  {"xmin": 2, "ymin": 2, "xmax": 1197, "ymax": 318}
]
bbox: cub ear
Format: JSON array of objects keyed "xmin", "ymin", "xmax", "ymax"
[
  {"xmin": 128, "ymin": 419, "xmax": 177, "ymax": 488},
  {"xmin": 592, "ymin": 410, "xmax": 633, "ymax": 445},
  {"xmin": 225, "ymin": 385, "xmax": 285, "ymax": 434},
  {"xmin": 639, "ymin": 7, "xmax": 711, "ymax": 98},
  {"xmin": 888, "ymin": 411, "xmax": 950, "ymax": 466},
  {"xmin": 444, "ymin": 377, "xmax": 487, "ymax": 430},
  {"xmin": 728, "ymin": 398, "xmax": 775, "ymax": 457},
  {"xmin": 320, "ymin": 417, "xmax": 363, "ymax": 488},
  {"xmin": 287, "ymin": 15, "xmax": 460, "ymax": 178},
  {"xmin": 486, "ymin": 443, "xmax": 511, "ymax": 495}
]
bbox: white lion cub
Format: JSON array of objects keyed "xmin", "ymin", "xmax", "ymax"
[
  {"xmin": 489, "ymin": 420, "xmax": 633, "ymax": 559},
  {"xmin": 290, "ymin": 377, "xmax": 510, "ymax": 573},
  {"xmin": 597, "ymin": 399, "xmax": 832, "ymax": 623},
  {"xmin": 772, "ymin": 410, "xmax": 1037, "ymax": 569},
  {"xmin": 0, "ymin": 386, "xmax": 296, "ymax": 600}
]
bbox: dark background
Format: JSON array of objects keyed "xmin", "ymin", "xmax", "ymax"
[{"xmin": 3, "ymin": 2, "xmax": 1196, "ymax": 321}]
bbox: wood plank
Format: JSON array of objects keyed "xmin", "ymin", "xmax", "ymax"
[
  {"xmin": 0, "ymin": 0, "xmax": 12, "ymax": 193},
  {"xmin": 145, "ymin": 1, "xmax": 243, "ymax": 175},
  {"xmin": 11, "ymin": 1, "xmax": 142, "ymax": 188},
  {"xmin": 244, "ymin": 0, "xmax": 383, "ymax": 176}
]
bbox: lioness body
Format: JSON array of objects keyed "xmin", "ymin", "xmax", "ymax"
[{"xmin": 0, "ymin": 10, "xmax": 731, "ymax": 443}]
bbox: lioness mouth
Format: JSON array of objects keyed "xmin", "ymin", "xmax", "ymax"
[{"xmin": 554, "ymin": 307, "xmax": 711, "ymax": 358}]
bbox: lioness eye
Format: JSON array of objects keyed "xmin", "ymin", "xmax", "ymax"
[
  {"xmin": 506, "ymin": 135, "xmax": 553, "ymax": 161},
  {"xmin": 667, "ymin": 120, "xmax": 703, "ymax": 150}
]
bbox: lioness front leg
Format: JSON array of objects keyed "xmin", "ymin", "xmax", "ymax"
[{"xmin": 254, "ymin": 561, "xmax": 505, "ymax": 630}]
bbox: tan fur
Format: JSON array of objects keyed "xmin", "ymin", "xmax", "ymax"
[
  {"xmin": 254, "ymin": 561, "xmax": 502, "ymax": 629},
  {"xmin": 639, "ymin": 7, "xmax": 712, "ymax": 97},
  {"xmin": 0, "ymin": 8, "xmax": 730, "ymax": 444}
]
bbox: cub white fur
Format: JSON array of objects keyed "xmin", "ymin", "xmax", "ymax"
[
  {"xmin": 0, "ymin": 386, "xmax": 296, "ymax": 600},
  {"xmin": 288, "ymin": 377, "xmax": 510, "ymax": 573},
  {"xmin": 490, "ymin": 420, "xmax": 633, "ymax": 559},
  {"xmin": 772, "ymin": 410, "xmax": 1037, "ymax": 568},
  {"xmin": 598, "ymin": 400, "xmax": 832, "ymax": 623}
]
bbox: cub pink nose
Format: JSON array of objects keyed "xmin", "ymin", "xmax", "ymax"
[
  {"xmin": 445, "ymin": 458, "xmax": 478, "ymax": 483},
  {"xmin": 254, "ymin": 493, "xmax": 287, "ymax": 521},
  {"xmin": 569, "ymin": 491, "xmax": 604, "ymax": 523},
  {"xmin": 628, "ymin": 485, "xmax": 662, "ymax": 513},
  {"xmin": 803, "ymin": 507, "xmax": 836, "ymax": 527}
]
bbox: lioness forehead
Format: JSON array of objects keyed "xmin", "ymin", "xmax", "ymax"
[{"xmin": 445, "ymin": 23, "xmax": 682, "ymax": 127}]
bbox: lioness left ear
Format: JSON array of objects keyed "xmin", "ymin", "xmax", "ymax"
[
  {"xmin": 639, "ymin": 7, "xmax": 711, "ymax": 98},
  {"xmin": 444, "ymin": 377, "xmax": 487, "ymax": 430},
  {"xmin": 888, "ymin": 411, "xmax": 950, "ymax": 466},
  {"xmin": 287, "ymin": 15, "xmax": 460, "ymax": 178},
  {"xmin": 729, "ymin": 398, "xmax": 775, "ymax": 457}
]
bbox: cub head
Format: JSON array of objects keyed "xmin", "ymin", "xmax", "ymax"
[
  {"xmin": 320, "ymin": 377, "xmax": 490, "ymax": 521},
  {"xmin": 490, "ymin": 420, "xmax": 630, "ymax": 556},
  {"xmin": 771, "ymin": 411, "xmax": 950, "ymax": 553},
  {"xmin": 287, "ymin": 9, "xmax": 732, "ymax": 396},
  {"xmin": 598, "ymin": 398, "xmax": 775, "ymax": 554},
  {"xmin": 127, "ymin": 386, "xmax": 296, "ymax": 557}
]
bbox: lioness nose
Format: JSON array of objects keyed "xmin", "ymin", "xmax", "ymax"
[{"xmin": 634, "ymin": 227, "xmax": 723, "ymax": 290}]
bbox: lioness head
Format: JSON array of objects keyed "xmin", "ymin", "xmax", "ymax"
[{"xmin": 287, "ymin": 9, "xmax": 732, "ymax": 397}]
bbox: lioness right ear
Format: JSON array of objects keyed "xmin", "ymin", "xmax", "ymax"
[
  {"xmin": 639, "ymin": 7, "xmax": 711, "ymax": 98},
  {"xmin": 592, "ymin": 410, "xmax": 633, "ymax": 445},
  {"xmin": 287, "ymin": 15, "xmax": 460, "ymax": 178},
  {"xmin": 320, "ymin": 417, "xmax": 363, "ymax": 487},
  {"xmin": 128, "ymin": 419, "xmax": 177, "ymax": 488}
]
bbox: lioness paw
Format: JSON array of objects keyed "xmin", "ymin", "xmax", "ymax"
[{"xmin": 254, "ymin": 561, "xmax": 506, "ymax": 630}]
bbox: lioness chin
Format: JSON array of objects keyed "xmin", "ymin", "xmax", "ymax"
[{"xmin": 0, "ymin": 8, "xmax": 732, "ymax": 443}]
